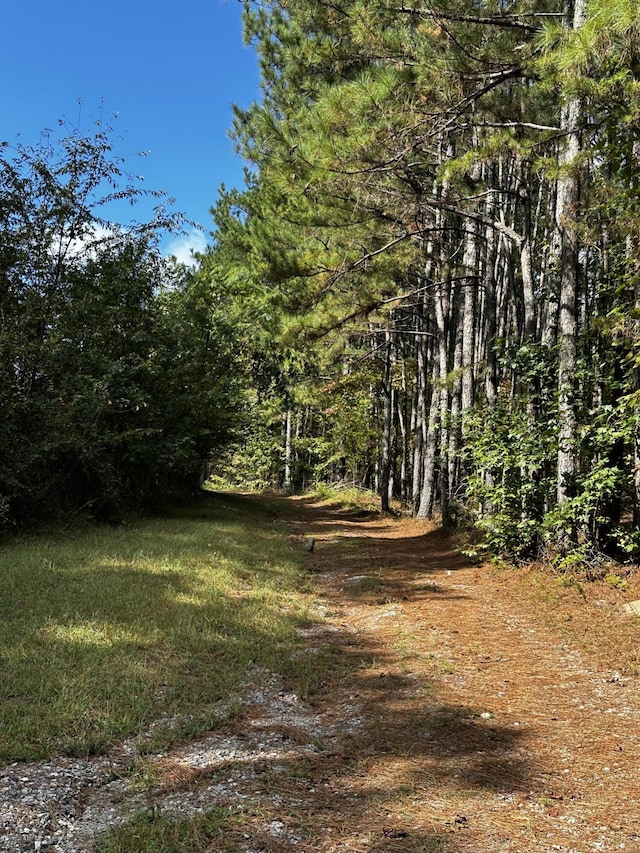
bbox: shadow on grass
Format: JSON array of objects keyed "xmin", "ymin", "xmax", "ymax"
[
  {"xmin": 239, "ymin": 490, "xmax": 402, "ymax": 536},
  {"xmin": 0, "ymin": 493, "xmax": 321, "ymax": 761},
  {"xmin": 0, "ymin": 486, "xmax": 531, "ymax": 853}
]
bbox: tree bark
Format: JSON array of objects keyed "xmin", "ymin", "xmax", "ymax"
[
  {"xmin": 461, "ymin": 218, "xmax": 478, "ymax": 426},
  {"xmin": 417, "ymin": 358, "xmax": 439, "ymax": 519},
  {"xmin": 483, "ymin": 181, "xmax": 499, "ymax": 405},
  {"xmin": 283, "ymin": 409, "xmax": 293, "ymax": 492},
  {"xmin": 555, "ymin": 0, "xmax": 586, "ymax": 508},
  {"xmin": 380, "ymin": 329, "xmax": 394, "ymax": 512}
]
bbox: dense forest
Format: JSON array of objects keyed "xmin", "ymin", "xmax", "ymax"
[
  {"xmin": 202, "ymin": 0, "xmax": 640, "ymax": 565},
  {"xmin": 3, "ymin": 0, "xmax": 639, "ymax": 567}
]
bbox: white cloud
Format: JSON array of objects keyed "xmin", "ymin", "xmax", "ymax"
[
  {"xmin": 52, "ymin": 223, "xmax": 116, "ymax": 261},
  {"xmin": 165, "ymin": 228, "xmax": 208, "ymax": 267}
]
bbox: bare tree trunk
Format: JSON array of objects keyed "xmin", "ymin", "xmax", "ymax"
[
  {"xmin": 412, "ymin": 292, "xmax": 432, "ymax": 513},
  {"xmin": 556, "ymin": 0, "xmax": 586, "ymax": 509},
  {"xmin": 448, "ymin": 294, "xmax": 464, "ymax": 510},
  {"xmin": 461, "ymin": 219, "xmax": 478, "ymax": 427},
  {"xmin": 283, "ymin": 409, "xmax": 293, "ymax": 492},
  {"xmin": 417, "ymin": 358, "xmax": 439, "ymax": 519},
  {"xmin": 484, "ymin": 181, "xmax": 499, "ymax": 405},
  {"xmin": 517, "ymin": 160, "xmax": 537, "ymax": 343},
  {"xmin": 434, "ymin": 275, "xmax": 451, "ymax": 526},
  {"xmin": 398, "ymin": 351, "xmax": 409, "ymax": 505},
  {"xmin": 411, "ymin": 333, "xmax": 425, "ymax": 513},
  {"xmin": 380, "ymin": 329, "xmax": 393, "ymax": 512}
]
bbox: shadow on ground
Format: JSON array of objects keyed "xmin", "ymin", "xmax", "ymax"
[{"xmin": 196, "ymin": 493, "xmax": 533, "ymax": 851}]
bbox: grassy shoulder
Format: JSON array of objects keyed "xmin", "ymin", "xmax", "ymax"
[{"xmin": 0, "ymin": 492, "xmax": 317, "ymax": 762}]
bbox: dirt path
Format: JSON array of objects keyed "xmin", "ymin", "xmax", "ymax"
[
  {"xmin": 253, "ymin": 494, "xmax": 640, "ymax": 853},
  {"xmin": 2, "ymin": 493, "xmax": 640, "ymax": 852}
]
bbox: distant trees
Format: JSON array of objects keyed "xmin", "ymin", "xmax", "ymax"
[
  {"xmin": 206, "ymin": 0, "xmax": 640, "ymax": 563},
  {"xmin": 0, "ymin": 122, "xmax": 241, "ymax": 525}
]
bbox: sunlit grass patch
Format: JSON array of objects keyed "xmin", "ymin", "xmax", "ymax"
[
  {"xmin": 308, "ymin": 483, "xmax": 381, "ymax": 513},
  {"xmin": 0, "ymin": 495, "xmax": 315, "ymax": 761}
]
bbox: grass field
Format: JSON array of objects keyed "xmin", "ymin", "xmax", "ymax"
[{"xmin": 0, "ymin": 492, "xmax": 315, "ymax": 762}]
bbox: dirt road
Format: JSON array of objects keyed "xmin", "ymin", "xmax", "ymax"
[{"xmin": 259, "ymin": 494, "xmax": 640, "ymax": 853}]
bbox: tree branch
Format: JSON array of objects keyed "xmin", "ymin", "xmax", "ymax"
[{"xmin": 395, "ymin": 6, "xmax": 563, "ymax": 33}]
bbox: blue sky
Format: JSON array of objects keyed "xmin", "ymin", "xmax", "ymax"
[{"xmin": 1, "ymin": 0, "xmax": 261, "ymax": 262}]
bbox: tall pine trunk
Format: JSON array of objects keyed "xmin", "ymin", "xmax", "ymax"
[
  {"xmin": 380, "ymin": 329, "xmax": 394, "ymax": 512},
  {"xmin": 417, "ymin": 358, "xmax": 439, "ymax": 519},
  {"xmin": 555, "ymin": 0, "xmax": 585, "ymax": 510},
  {"xmin": 283, "ymin": 409, "xmax": 293, "ymax": 492}
]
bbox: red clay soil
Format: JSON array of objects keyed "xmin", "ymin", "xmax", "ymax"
[{"xmin": 225, "ymin": 493, "xmax": 640, "ymax": 853}]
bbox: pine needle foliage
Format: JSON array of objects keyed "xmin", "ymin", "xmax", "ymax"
[{"xmin": 206, "ymin": 0, "xmax": 640, "ymax": 564}]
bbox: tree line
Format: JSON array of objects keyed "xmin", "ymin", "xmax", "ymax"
[
  {"xmin": 0, "ymin": 121, "xmax": 241, "ymax": 525},
  {"xmin": 4, "ymin": 1, "xmax": 638, "ymax": 566},
  {"xmin": 202, "ymin": 0, "xmax": 640, "ymax": 563}
]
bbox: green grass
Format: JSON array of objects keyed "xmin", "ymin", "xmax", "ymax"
[
  {"xmin": 0, "ymin": 493, "xmax": 316, "ymax": 761},
  {"xmin": 308, "ymin": 483, "xmax": 381, "ymax": 513},
  {"xmin": 94, "ymin": 807, "xmax": 231, "ymax": 853}
]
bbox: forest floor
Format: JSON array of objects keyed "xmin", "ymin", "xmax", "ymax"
[{"xmin": 4, "ymin": 491, "xmax": 640, "ymax": 852}]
